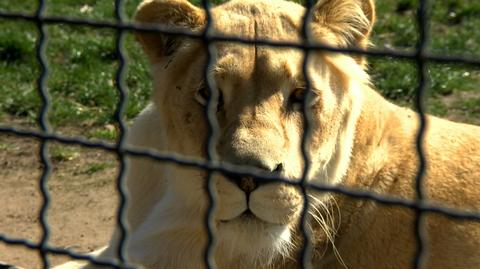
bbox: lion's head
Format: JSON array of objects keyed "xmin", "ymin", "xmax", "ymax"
[{"xmin": 133, "ymin": 0, "xmax": 374, "ymax": 265}]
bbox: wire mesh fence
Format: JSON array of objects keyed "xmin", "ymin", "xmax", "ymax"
[{"xmin": 1, "ymin": 0, "xmax": 480, "ymax": 268}]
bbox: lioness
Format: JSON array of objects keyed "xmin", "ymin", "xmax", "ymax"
[{"xmin": 56, "ymin": 0, "xmax": 480, "ymax": 268}]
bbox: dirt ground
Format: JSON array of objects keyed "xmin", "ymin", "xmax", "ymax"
[{"xmin": 0, "ymin": 121, "xmax": 119, "ymax": 268}]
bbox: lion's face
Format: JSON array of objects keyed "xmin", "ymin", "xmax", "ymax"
[{"xmin": 135, "ymin": 0, "xmax": 373, "ymax": 262}]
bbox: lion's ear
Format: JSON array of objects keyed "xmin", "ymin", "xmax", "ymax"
[
  {"xmin": 311, "ymin": 0, "xmax": 375, "ymax": 61},
  {"xmin": 134, "ymin": 0, "xmax": 205, "ymax": 61}
]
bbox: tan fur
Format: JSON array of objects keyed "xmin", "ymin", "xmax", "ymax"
[{"xmin": 56, "ymin": 0, "xmax": 480, "ymax": 268}]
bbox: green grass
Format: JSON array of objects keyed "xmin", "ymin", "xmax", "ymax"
[
  {"xmin": 86, "ymin": 125, "xmax": 118, "ymax": 140},
  {"xmin": 50, "ymin": 144, "xmax": 79, "ymax": 162},
  {"xmin": 0, "ymin": 0, "xmax": 151, "ymax": 127},
  {"xmin": 370, "ymin": 0, "xmax": 480, "ymax": 106},
  {"xmin": 81, "ymin": 162, "xmax": 110, "ymax": 175},
  {"xmin": 0, "ymin": 0, "xmax": 479, "ymax": 137}
]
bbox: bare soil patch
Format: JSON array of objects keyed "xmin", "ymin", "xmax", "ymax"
[{"xmin": 0, "ymin": 124, "xmax": 119, "ymax": 268}]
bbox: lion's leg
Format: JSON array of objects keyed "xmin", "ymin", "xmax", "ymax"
[{"xmin": 52, "ymin": 246, "xmax": 108, "ymax": 269}]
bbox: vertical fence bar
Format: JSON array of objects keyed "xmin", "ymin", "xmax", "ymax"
[
  {"xmin": 201, "ymin": 1, "xmax": 220, "ymax": 268},
  {"xmin": 114, "ymin": 0, "xmax": 129, "ymax": 266},
  {"xmin": 298, "ymin": 0, "xmax": 315, "ymax": 268},
  {"xmin": 413, "ymin": 0, "xmax": 429, "ymax": 268},
  {"xmin": 35, "ymin": 0, "xmax": 52, "ymax": 268}
]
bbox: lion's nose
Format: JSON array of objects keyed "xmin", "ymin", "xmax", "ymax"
[
  {"xmin": 229, "ymin": 163, "xmax": 284, "ymax": 194},
  {"xmin": 273, "ymin": 163, "xmax": 284, "ymax": 173},
  {"xmin": 237, "ymin": 177, "xmax": 257, "ymax": 194}
]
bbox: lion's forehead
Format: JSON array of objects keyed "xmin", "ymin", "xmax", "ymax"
[
  {"xmin": 212, "ymin": 46, "xmax": 303, "ymax": 85},
  {"xmin": 210, "ymin": 0, "xmax": 304, "ymax": 43},
  {"xmin": 208, "ymin": 0, "xmax": 305, "ymax": 83},
  {"xmin": 176, "ymin": 1, "xmax": 331, "ymax": 98},
  {"xmin": 175, "ymin": 1, "xmax": 331, "ymax": 111}
]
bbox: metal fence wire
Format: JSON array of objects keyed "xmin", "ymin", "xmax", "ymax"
[{"xmin": 1, "ymin": 0, "xmax": 480, "ymax": 268}]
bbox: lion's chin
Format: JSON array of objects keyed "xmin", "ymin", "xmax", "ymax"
[
  {"xmin": 216, "ymin": 212, "xmax": 294, "ymax": 263},
  {"xmin": 219, "ymin": 209, "xmax": 270, "ymax": 224}
]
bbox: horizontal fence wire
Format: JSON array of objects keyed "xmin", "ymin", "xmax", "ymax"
[
  {"xmin": 4, "ymin": 123, "xmax": 480, "ymax": 222},
  {"xmin": 0, "ymin": 0, "xmax": 480, "ymax": 268},
  {"xmin": 2, "ymin": 10, "xmax": 480, "ymax": 66}
]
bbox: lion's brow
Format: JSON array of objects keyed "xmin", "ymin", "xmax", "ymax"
[
  {"xmin": 212, "ymin": 58, "xmax": 253, "ymax": 83},
  {"xmin": 222, "ymin": 57, "xmax": 295, "ymax": 77}
]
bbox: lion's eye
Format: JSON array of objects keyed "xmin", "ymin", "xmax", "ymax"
[
  {"xmin": 195, "ymin": 87, "xmax": 210, "ymax": 106},
  {"xmin": 195, "ymin": 86, "xmax": 224, "ymax": 111},
  {"xmin": 289, "ymin": 88, "xmax": 306, "ymax": 110},
  {"xmin": 290, "ymin": 87, "xmax": 305, "ymax": 103},
  {"xmin": 289, "ymin": 87, "xmax": 318, "ymax": 111}
]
